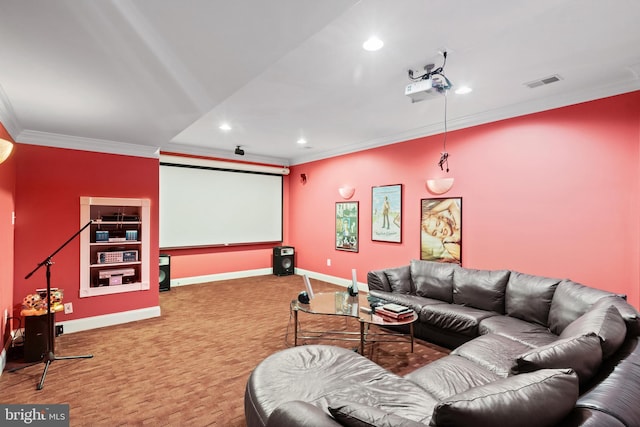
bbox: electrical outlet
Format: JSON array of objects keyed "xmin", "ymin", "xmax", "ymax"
[
  {"xmin": 327, "ymin": 258, "xmax": 331, "ymax": 266},
  {"xmin": 64, "ymin": 302, "xmax": 73, "ymax": 314}
]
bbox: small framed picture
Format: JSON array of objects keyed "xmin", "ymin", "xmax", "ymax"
[
  {"xmin": 336, "ymin": 202, "xmax": 359, "ymax": 252},
  {"xmin": 371, "ymin": 184, "xmax": 402, "ymax": 243},
  {"xmin": 420, "ymin": 197, "xmax": 462, "ymax": 264}
]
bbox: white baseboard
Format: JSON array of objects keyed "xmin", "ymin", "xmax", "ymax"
[
  {"xmin": 170, "ymin": 268, "xmax": 272, "ymax": 287},
  {"xmin": 58, "ymin": 306, "xmax": 161, "ymax": 334}
]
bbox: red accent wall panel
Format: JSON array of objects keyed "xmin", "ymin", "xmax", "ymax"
[
  {"xmin": 0, "ymin": 124, "xmax": 16, "ymax": 345},
  {"xmin": 13, "ymin": 144, "xmax": 160, "ymax": 320},
  {"xmin": 289, "ymin": 92, "xmax": 640, "ymax": 308}
]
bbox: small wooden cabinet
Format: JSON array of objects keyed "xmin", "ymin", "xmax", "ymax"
[{"xmin": 80, "ymin": 197, "xmax": 150, "ymax": 297}]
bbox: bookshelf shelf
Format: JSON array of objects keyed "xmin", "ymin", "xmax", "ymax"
[{"xmin": 80, "ymin": 197, "xmax": 151, "ymax": 298}]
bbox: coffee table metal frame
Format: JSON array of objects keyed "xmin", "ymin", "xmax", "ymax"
[{"xmin": 291, "ymin": 291, "xmax": 416, "ymax": 355}]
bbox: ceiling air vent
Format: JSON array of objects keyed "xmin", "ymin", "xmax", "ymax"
[{"xmin": 524, "ymin": 74, "xmax": 563, "ymax": 89}]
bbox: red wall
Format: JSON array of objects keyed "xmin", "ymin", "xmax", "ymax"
[
  {"xmin": 13, "ymin": 144, "xmax": 160, "ymax": 320},
  {"xmin": 0, "ymin": 124, "xmax": 16, "ymax": 347},
  {"xmin": 289, "ymin": 92, "xmax": 640, "ymax": 308}
]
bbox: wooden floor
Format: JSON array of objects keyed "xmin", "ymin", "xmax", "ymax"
[{"xmin": 1, "ymin": 275, "xmax": 449, "ymax": 426}]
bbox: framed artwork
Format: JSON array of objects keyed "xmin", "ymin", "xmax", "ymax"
[
  {"xmin": 371, "ymin": 184, "xmax": 402, "ymax": 243},
  {"xmin": 336, "ymin": 202, "xmax": 359, "ymax": 252},
  {"xmin": 420, "ymin": 197, "xmax": 462, "ymax": 264}
]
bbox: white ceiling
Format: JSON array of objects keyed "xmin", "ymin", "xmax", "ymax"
[{"xmin": 1, "ymin": 0, "xmax": 640, "ymax": 166}]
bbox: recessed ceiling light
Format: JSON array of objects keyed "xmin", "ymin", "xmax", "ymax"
[
  {"xmin": 219, "ymin": 123, "xmax": 232, "ymax": 131},
  {"xmin": 297, "ymin": 138, "xmax": 307, "ymax": 145},
  {"xmin": 454, "ymin": 86, "xmax": 472, "ymax": 95},
  {"xmin": 363, "ymin": 36, "xmax": 384, "ymax": 52}
]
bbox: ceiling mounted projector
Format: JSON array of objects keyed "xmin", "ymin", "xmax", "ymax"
[
  {"xmin": 406, "ymin": 51, "xmax": 452, "ymax": 103},
  {"xmin": 234, "ymin": 146, "xmax": 245, "ymax": 156},
  {"xmin": 405, "ymin": 78, "xmax": 441, "ymax": 103}
]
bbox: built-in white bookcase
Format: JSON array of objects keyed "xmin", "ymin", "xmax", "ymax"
[{"xmin": 80, "ymin": 197, "xmax": 150, "ymax": 297}]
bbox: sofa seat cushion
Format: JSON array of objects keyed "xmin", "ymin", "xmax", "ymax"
[
  {"xmin": 548, "ymin": 279, "xmax": 617, "ymax": 334},
  {"xmin": 575, "ymin": 337, "xmax": 640, "ymax": 427},
  {"xmin": 511, "ymin": 333, "xmax": 602, "ymax": 385},
  {"xmin": 328, "ymin": 401, "xmax": 429, "ymax": 427},
  {"xmin": 451, "ymin": 334, "xmax": 532, "ymax": 377},
  {"xmin": 430, "ymin": 369, "xmax": 579, "ymax": 427},
  {"xmin": 368, "ymin": 290, "xmax": 446, "ymax": 314},
  {"xmin": 505, "ymin": 272, "xmax": 560, "ymax": 327},
  {"xmin": 558, "ymin": 408, "xmax": 626, "ymax": 427},
  {"xmin": 244, "ymin": 345, "xmax": 438, "ymax": 426},
  {"xmin": 452, "ymin": 268, "xmax": 510, "ymax": 313},
  {"xmin": 559, "ymin": 302, "xmax": 626, "ymax": 359},
  {"xmin": 420, "ymin": 304, "xmax": 498, "ymax": 337},
  {"xmin": 266, "ymin": 401, "xmax": 343, "ymax": 427},
  {"xmin": 479, "ymin": 315, "xmax": 558, "ymax": 348},
  {"xmin": 405, "ymin": 355, "xmax": 501, "ymax": 401},
  {"xmin": 411, "ymin": 259, "xmax": 458, "ymax": 303}
]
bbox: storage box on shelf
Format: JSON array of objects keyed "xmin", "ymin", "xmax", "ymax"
[{"xmin": 80, "ymin": 197, "xmax": 150, "ymax": 297}]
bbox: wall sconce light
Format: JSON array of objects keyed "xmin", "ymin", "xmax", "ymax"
[
  {"xmin": 426, "ymin": 177, "xmax": 454, "ymax": 194},
  {"xmin": 338, "ymin": 186, "xmax": 355, "ymax": 200},
  {"xmin": 0, "ymin": 138, "xmax": 14, "ymax": 165}
]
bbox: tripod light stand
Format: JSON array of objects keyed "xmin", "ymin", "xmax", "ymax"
[{"xmin": 23, "ymin": 220, "xmax": 94, "ymax": 390}]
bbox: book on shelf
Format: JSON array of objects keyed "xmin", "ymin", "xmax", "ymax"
[
  {"xmin": 375, "ymin": 307, "xmax": 414, "ymax": 320},
  {"xmin": 382, "ymin": 303, "xmax": 411, "ymax": 314}
]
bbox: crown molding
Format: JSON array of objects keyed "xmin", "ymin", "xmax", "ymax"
[
  {"xmin": 0, "ymin": 84, "xmax": 22, "ymax": 139},
  {"xmin": 289, "ymin": 81, "xmax": 640, "ymax": 165},
  {"xmin": 17, "ymin": 130, "xmax": 160, "ymax": 158},
  {"xmin": 161, "ymin": 141, "xmax": 290, "ymax": 166}
]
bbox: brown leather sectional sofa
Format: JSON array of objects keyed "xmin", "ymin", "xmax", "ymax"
[{"xmin": 244, "ymin": 260, "xmax": 640, "ymax": 426}]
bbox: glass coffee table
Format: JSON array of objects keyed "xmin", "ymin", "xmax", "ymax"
[{"xmin": 291, "ymin": 291, "xmax": 417, "ymax": 355}]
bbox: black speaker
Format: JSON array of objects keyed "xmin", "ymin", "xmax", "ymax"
[
  {"xmin": 273, "ymin": 246, "xmax": 295, "ymax": 276},
  {"xmin": 159, "ymin": 254, "xmax": 171, "ymax": 292},
  {"xmin": 24, "ymin": 313, "xmax": 54, "ymax": 362}
]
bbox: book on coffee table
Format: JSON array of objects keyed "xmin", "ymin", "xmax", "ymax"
[
  {"xmin": 382, "ymin": 303, "xmax": 411, "ymax": 314},
  {"xmin": 375, "ymin": 307, "xmax": 414, "ymax": 320}
]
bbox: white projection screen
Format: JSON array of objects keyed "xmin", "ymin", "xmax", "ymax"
[{"xmin": 160, "ymin": 162, "xmax": 283, "ymax": 248}]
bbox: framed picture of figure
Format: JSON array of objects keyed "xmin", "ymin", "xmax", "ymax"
[
  {"xmin": 336, "ymin": 202, "xmax": 359, "ymax": 252},
  {"xmin": 371, "ymin": 184, "xmax": 402, "ymax": 243},
  {"xmin": 420, "ymin": 197, "xmax": 462, "ymax": 264}
]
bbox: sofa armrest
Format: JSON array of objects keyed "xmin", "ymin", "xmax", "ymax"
[
  {"xmin": 367, "ymin": 269, "xmax": 391, "ymax": 292},
  {"xmin": 266, "ymin": 401, "xmax": 342, "ymax": 427}
]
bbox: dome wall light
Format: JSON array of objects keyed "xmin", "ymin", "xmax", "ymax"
[
  {"xmin": 426, "ymin": 178, "xmax": 454, "ymax": 195},
  {"xmin": 338, "ymin": 185, "xmax": 355, "ymax": 199},
  {"xmin": 363, "ymin": 36, "xmax": 384, "ymax": 52},
  {"xmin": 0, "ymin": 138, "xmax": 14, "ymax": 164}
]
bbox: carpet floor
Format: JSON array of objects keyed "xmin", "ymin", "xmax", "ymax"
[{"xmin": 1, "ymin": 275, "xmax": 449, "ymax": 426}]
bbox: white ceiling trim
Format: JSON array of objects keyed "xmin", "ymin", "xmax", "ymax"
[
  {"xmin": 17, "ymin": 130, "xmax": 160, "ymax": 159},
  {"xmin": 289, "ymin": 80, "xmax": 640, "ymax": 165},
  {"xmin": 0, "ymin": 83, "xmax": 22, "ymax": 140}
]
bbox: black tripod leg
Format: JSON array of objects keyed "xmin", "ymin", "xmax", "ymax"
[
  {"xmin": 37, "ymin": 358, "xmax": 52, "ymax": 390},
  {"xmin": 54, "ymin": 354, "xmax": 93, "ymax": 361}
]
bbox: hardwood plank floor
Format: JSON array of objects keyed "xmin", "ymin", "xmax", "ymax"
[{"xmin": 1, "ymin": 275, "xmax": 448, "ymax": 426}]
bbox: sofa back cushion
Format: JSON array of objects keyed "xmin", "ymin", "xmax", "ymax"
[
  {"xmin": 559, "ymin": 302, "xmax": 626, "ymax": 359},
  {"xmin": 548, "ymin": 279, "xmax": 617, "ymax": 335},
  {"xmin": 430, "ymin": 369, "xmax": 579, "ymax": 427},
  {"xmin": 411, "ymin": 260, "xmax": 457, "ymax": 302},
  {"xmin": 383, "ymin": 265, "xmax": 413, "ymax": 294},
  {"xmin": 452, "ymin": 268, "xmax": 510, "ymax": 313},
  {"xmin": 505, "ymin": 272, "xmax": 560, "ymax": 326},
  {"xmin": 510, "ymin": 333, "xmax": 602, "ymax": 385}
]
